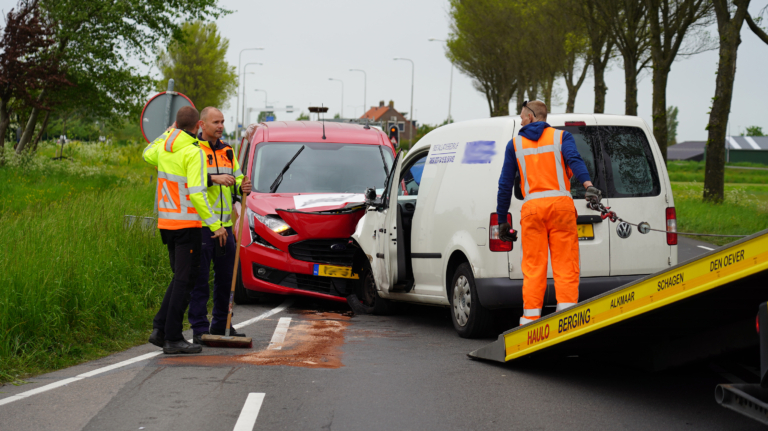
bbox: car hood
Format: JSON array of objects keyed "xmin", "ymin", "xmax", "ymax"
[{"xmin": 249, "ymin": 193, "xmax": 367, "ymax": 239}]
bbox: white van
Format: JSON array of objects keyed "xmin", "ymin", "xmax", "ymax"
[{"xmin": 352, "ymin": 114, "xmax": 678, "ymax": 338}]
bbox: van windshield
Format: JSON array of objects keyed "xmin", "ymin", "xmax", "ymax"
[{"xmin": 251, "ymin": 142, "xmax": 394, "ymax": 194}]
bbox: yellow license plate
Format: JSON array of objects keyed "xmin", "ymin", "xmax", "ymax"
[
  {"xmin": 577, "ymin": 224, "xmax": 595, "ymax": 240},
  {"xmin": 313, "ymin": 264, "xmax": 360, "ymax": 279}
]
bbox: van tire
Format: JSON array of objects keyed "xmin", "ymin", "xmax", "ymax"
[
  {"xmin": 449, "ymin": 263, "xmax": 492, "ymax": 338},
  {"xmin": 359, "ymin": 264, "xmax": 394, "ymax": 315}
]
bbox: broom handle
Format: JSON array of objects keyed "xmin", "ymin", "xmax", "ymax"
[{"xmin": 225, "ymin": 191, "xmax": 249, "ymax": 337}]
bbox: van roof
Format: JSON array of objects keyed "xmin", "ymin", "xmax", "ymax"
[
  {"xmin": 410, "ymin": 114, "xmax": 650, "ymax": 153},
  {"xmin": 258, "ymin": 121, "xmax": 386, "ymax": 145}
]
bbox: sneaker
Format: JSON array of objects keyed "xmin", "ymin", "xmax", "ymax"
[
  {"xmin": 163, "ymin": 339, "xmax": 202, "ymax": 354},
  {"xmin": 149, "ymin": 329, "xmax": 165, "ymax": 348},
  {"xmin": 210, "ymin": 326, "xmax": 246, "ymax": 337},
  {"xmin": 192, "ymin": 331, "xmax": 209, "ymax": 345}
]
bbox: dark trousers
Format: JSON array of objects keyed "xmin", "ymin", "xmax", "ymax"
[
  {"xmin": 153, "ymin": 228, "xmax": 202, "ymax": 341},
  {"xmin": 188, "ymin": 226, "xmax": 235, "ymax": 334}
]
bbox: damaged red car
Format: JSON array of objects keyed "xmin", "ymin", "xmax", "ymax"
[{"xmin": 234, "ymin": 121, "xmax": 396, "ymax": 304}]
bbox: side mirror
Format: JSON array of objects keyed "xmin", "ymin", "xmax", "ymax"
[{"xmin": 364, "ymin": 187, "xmax": 377, "ymax": 202}]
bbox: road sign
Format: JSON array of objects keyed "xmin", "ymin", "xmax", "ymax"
[
  {"xmin": 140, "ymin": 83, "xmax": 195, "ymax": 143},
  {"xmin": 266, "ymin": 115, "xmax": 275, "ymax": 122}
]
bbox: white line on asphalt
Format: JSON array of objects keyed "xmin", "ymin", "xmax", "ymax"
[
  {"xmin": 0, "ymin": 299, "xmax": 293, "ymax": 408},
  {"xmin": 267, "ymin": 317, "xmax": 292, "ymax": 350},
  {"xmin": 233, "ymin": 393, "xmax": 266, "ymax": 431},
  {"xmin": 698, "ymin": 245, "xmax": 715, "ymax": 251}
]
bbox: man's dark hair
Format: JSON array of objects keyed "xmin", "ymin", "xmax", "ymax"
[{"xmin": 176, "ymin": 106, "xmax": 199, "ymax": 131}]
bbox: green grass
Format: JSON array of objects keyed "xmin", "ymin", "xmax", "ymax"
[
  {"xmin": 672, "ymin": 182, "xmax": 768, "ymax": 245},
  {"xmin": 667, "ymin": 160, "xmax": 768, "ymax": 184}
]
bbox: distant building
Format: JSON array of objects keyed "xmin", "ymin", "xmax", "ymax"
[
  {"xmin": 668, "ymin": 141, "xmax": 705, "ymax": 161},
  {"xmin": 361, "ymin": 100, "xmax": 417, "ymax": 142},
  {"xmin": 670, "ymin": 137, "xmax": 768, "ymax": 165}
]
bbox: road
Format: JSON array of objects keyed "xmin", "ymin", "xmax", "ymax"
[{"xmin": 1, "ymin": 237, "xmax": 761, "ymax": 431}]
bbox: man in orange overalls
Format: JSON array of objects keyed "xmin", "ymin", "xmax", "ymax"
[{"xmin": 496, "ymin": 100, "xmax": 602, "ymax": 325}]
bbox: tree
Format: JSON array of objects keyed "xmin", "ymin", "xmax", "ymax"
[
  {"xmin": 562, "ymin": 29, "xmax": 591, "ymax": 113},
  {"xmin": 296, "ymin": 112, "xmax": 309, "ymax": 121},
  {"xmin": 743, "ymin": 126, "xmax": 765, "ymax": 137},
  {"xmin": 666, "ymin": 106, "xmax": 679, "ymax": 146},
  {"xmin": 447, "ymin": 0, "xmax": 520, "ymax": 116},
  {"xmin": 704, "ymin": 0, "xmax": 768, "ymax": 203},
  {"xmin": 257, "ymin": 111, "xmax": 275, "ymax": 123},
  {"xmin": 156, "ymin": 21, "xmax": 236, "ymax": 110},
  {"xmin": 13, "ymin": 0, "xmax": 227, "ymax": 154},
  {"xmin": 598, "ymin": 0, "xmax": 652, "ymax": 115},
  {"xmin": 644, "ymin": 0, "xmax": 713, "ymax": 163}
]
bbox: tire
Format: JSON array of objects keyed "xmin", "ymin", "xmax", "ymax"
[
  {"xmin": 449, "ymin": 262, "xmax": 492, "ymax": 338},
  {"xmin": 234, "ymin": 267, "xmax": 256, "ymax": 305},
  {"xmin": 358, "ymin": 263, "xmax": 394, "ymax": 315}
]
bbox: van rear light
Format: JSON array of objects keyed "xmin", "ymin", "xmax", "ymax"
[
  {"xmin": 666, "ymin": 207, "xmax": 677, "ymax": 245},
  {"xmin": 489, "ymin": 213, "xmax": 513, "ymax": 252},
  {"xmin": 565, "ymin": 121, "xmax": 586, "ymax": 127}
]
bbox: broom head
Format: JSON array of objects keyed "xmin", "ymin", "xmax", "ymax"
[{"xmin": 200, "ymin": 334, "xmax": 253, "ymax": 348}]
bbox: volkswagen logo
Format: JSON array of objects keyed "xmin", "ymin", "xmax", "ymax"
[
  {"xmin": 616, "ymin": 221, "xmax": 632, "ymax": 239},
  {"xmin": 330, "ymin": 243, "xmax": 347, "ymax": 251}
]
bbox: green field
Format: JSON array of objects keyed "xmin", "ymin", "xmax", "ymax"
[{"xmin": 666, "ymin": 160, "xmax": 768, "ymax": 184}]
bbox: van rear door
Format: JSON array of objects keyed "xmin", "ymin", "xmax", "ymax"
[{"xmin": 595, "ymin": 119, "xmax": 670, "ymax": 275}]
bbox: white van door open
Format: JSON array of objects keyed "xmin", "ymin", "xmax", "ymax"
[{"xmin": 354, "ymin": 151, "xmax": 404, "ymax": 293}]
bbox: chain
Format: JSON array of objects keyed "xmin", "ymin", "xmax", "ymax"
[{"xmin": 586, "ymin": 201, "xmax": 748, "ymax": 238}]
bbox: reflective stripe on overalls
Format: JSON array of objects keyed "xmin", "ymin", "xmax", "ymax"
[{"xmin": 513, "ymin": 129, "xmax": 571, "ymax": 202}]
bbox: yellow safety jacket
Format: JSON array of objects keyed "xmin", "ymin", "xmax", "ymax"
[
  {"xmin": 199, "ymin": 138, "xmax": 245, "ymax": 228},
  {"xmin": 142, "ymin": 129, "xmax": 222, "ymax": 232}
]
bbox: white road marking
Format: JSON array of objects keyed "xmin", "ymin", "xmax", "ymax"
[
  {"xmin": 267, "ymin": 317, "xmax": 292, "ymax": 350},
  {"xmin": 698, "ymin": 245, "xmax": 715, "ymax": 251},
  {"xmin": 233, "ymin": 393, "xmax": 266, "ymax": 431},
  {"xmin": 0, "ymin": 300, "xmax": 293, "ymax": 408}
]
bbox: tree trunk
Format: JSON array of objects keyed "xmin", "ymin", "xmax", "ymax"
[
  {"xmin": 624, "ymin": 59, "xmax": 639, "ymax": 116},
  {"xmin": 15, "ymin": 89, "xmax": 46, "ymax": 154},
  {"xmin": 543, "ymin": 74, "xmax": 555, "ymax": 110},
  {"xmin": 0, "ymin": 97, "xmax": 10, "ymax": 165},
  {"xmin": 515, "ymin": 79, "xmax": 526, "ymax": 115},
  {"xmin": 592, "ymin": 54, "xmax": 608, "ymax": 113},
  {"xmin": 31, "ymin": 110, "xmax": 51, "ymax": 152},
  {"xmin": 650, "ymin": 65, "xmax": 669, "ymax": 161},
  {"xmin": 704, "ymin": 2, "xmax": 748, "ymax": 204}
]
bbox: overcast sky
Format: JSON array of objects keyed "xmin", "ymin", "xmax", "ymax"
[{"xmin": 3, "ymin": 0, "xmax": 766, "ymax": 141}]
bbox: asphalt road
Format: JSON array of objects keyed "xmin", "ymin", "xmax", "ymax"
[{"xmin": 1, "ymin": 237, "xmax": 761, "ymax": 431}]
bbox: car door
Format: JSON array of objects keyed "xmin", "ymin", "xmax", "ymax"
[{"xmin": 353, "ymin": 151, "xmax": 404, "ymax": 293}]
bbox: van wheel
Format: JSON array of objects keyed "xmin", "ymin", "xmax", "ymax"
[
  {"xmin": 234, "ymin": 268, "xmax": 255, "ymax": 305},
  {"xmin": 450, "ymin": 263, "xmax": 492, "ymax": 338},
  {"xmin": 359, "ymin": 264, "xmax": 393, "ymax": 315}
]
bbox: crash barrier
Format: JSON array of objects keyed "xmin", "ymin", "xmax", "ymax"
[
  {"xmin": 123, "ymin": 215, "xmax": 156, "ymax": 235},
  {"xmin": 469, "ymin": 228, "xmax": 768, "ymax": 367}
]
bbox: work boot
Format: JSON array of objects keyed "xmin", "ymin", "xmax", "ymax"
[
  {"xmin": 163, "ymin": 339, "xmax": 203, "ymax": 354},
  {"xmin": 210, "ymin": 326, "xmax": 246, "ymax": 337},
  {"xmin": 192, "ymin": 331, "xmax": 209, "ymax": 345},
  {"xmin": 148, "ymin": 329, "xmax": 165, "ymax": 348}
]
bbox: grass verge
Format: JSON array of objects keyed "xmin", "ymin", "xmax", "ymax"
[{"xmin": 667, "ymin": 160, "xmax": 768, "ymax": 184}]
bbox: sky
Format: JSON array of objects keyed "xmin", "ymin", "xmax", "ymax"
[{"xmin": 2, "ymin": 0, "xmax": 767, "ymax": 141}]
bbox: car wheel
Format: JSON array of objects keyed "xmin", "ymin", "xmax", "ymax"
[
  {"xmin": 234, "ymin": 267, "xmax": 255, "ymax": 305},
  {"xmin": 450, "ymin": 262, "xmax": 492, "ymax": 338},
  {"xmin": 359, "ymin": 263, "xmax": 394, "ymax": 315}
]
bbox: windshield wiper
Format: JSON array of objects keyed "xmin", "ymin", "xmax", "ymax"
[{"xmin": 269, "ymin": 145, "xmax": 305, "ymax": 193}]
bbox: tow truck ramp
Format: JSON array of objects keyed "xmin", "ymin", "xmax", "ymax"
[{"xmin": 469, "ymin": 228, "xmax": 768, "ymax": 369}]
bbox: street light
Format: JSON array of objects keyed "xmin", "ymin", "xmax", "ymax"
[
  {"xmin": 242, "ymin": 63, "xmax": 262, "ymax": 127},
  {"xmin": 328, "ymin": 78, "xmax": 344, "ymax": 118},
  {"xmin": 429, "ymin": 38, "xmax": 454, "ymax": 122},
  {"xmin": 253, "ymin": 89, "xmax": 268, "ymax": 108},
  {"xmin": 236, "ymin": 47, "xmax": 264, "ymax": 135},
  {"xmin": 349, "ymin": 69, "xmax": 367, "ymax": 117},
  {"xmin": 393, "ymin": 57, "xmax": 415, "ymax": 135}
]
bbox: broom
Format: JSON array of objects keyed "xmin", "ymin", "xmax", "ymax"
[{"xmin": 201, "ymin": 190, "xmax": 254, "ymax": 348}]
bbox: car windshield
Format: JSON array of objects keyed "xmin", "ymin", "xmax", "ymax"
[{"xmin": 251, "ymin": 142, "xmax": 394, "ymax": 194}]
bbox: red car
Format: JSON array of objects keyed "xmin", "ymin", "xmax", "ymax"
[{"xmin": 234, "ymin": 121, "xmax": 396, "ymax": 304}]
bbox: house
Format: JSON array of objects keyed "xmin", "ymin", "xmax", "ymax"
[{"xmin": 361, "ymin": 100, "xmax": 417, "ymax": 142}]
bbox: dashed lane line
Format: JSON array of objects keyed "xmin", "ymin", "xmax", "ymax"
[
  {"xmin": 0, "ymin": 299, "xmax": 293, "ymax": 408},
  {"xmin": 233, "ymin": 392, "xmax": 266, "ymax": 431},
  {"xmin": 267, "ymin": 317, "xmax": 292, "ymax": 350}
]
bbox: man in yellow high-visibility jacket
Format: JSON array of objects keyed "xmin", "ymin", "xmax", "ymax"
[
  {"xmin": 189, "ymin": 107, "xmax": 252, "ymax": 344},
  {"xmin": 143, "ymin": 106, "xmax": 227, "ymax": 354}
]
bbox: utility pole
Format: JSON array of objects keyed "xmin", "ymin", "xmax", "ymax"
[
  {"xmin": 236, "ymin": 47, "xmax": 264, "ymax": 137},
  {"xmin": 241, "ymin": 63, "xmax": 263, "ymax": 128},
  {"xmin": 394, "ymin": 57, "xmax": 415, "ymax": 139},
  {"xmin": 350, "ymin": 69, "xmax": 367, "ymax": 118}
]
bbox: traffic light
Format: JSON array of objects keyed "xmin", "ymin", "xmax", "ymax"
[{"xmin": 389, "ymin": 125, "xmax": 399, "ymax": 148}]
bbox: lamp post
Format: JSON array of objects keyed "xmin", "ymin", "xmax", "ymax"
[
  {"xmin": 428, "ymin": 38, "xmax": 453, "ymax": 122},
  {"xmin": 393, "ymin": 57, "xmax": 414, "ymax": 139},
  {"xmin": 242, "ymin": 63, "xmax": 262, "ymax": 127},
  {"xmin": 236, "ymin": 48, "xmax": 264, "ymax": 136},
  {"xmin": 328, "ymin": 78, "xmax": 344, "ymax": 118},
  {"xmin": 253, "ymin": 89, "xmax": 268, "ymax": 108},
  {"xmin": 349, "ymin": 69, "xmax": 367, "ymax": 117}
]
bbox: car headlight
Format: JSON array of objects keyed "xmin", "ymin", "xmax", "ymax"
[{"xmin": 252, "ymin": 210, "xmax": 292, "ymax": 235}]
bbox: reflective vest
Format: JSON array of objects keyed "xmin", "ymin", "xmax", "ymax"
[
  {"xmin": 512, "ymin": 127, "xmax": 573, "ymax": 202},
  {"xmin": 142, "ymin": 129, "xmax": 222, "ymax": 232},
  {"xmin": 199, "ymin": 139, "xmax": 245, "ymax": 228}
]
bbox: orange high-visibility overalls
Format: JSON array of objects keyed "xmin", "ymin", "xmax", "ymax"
[{"xmin": 514, "ymin": 127, "xmax": 579, "ymax": 325}]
